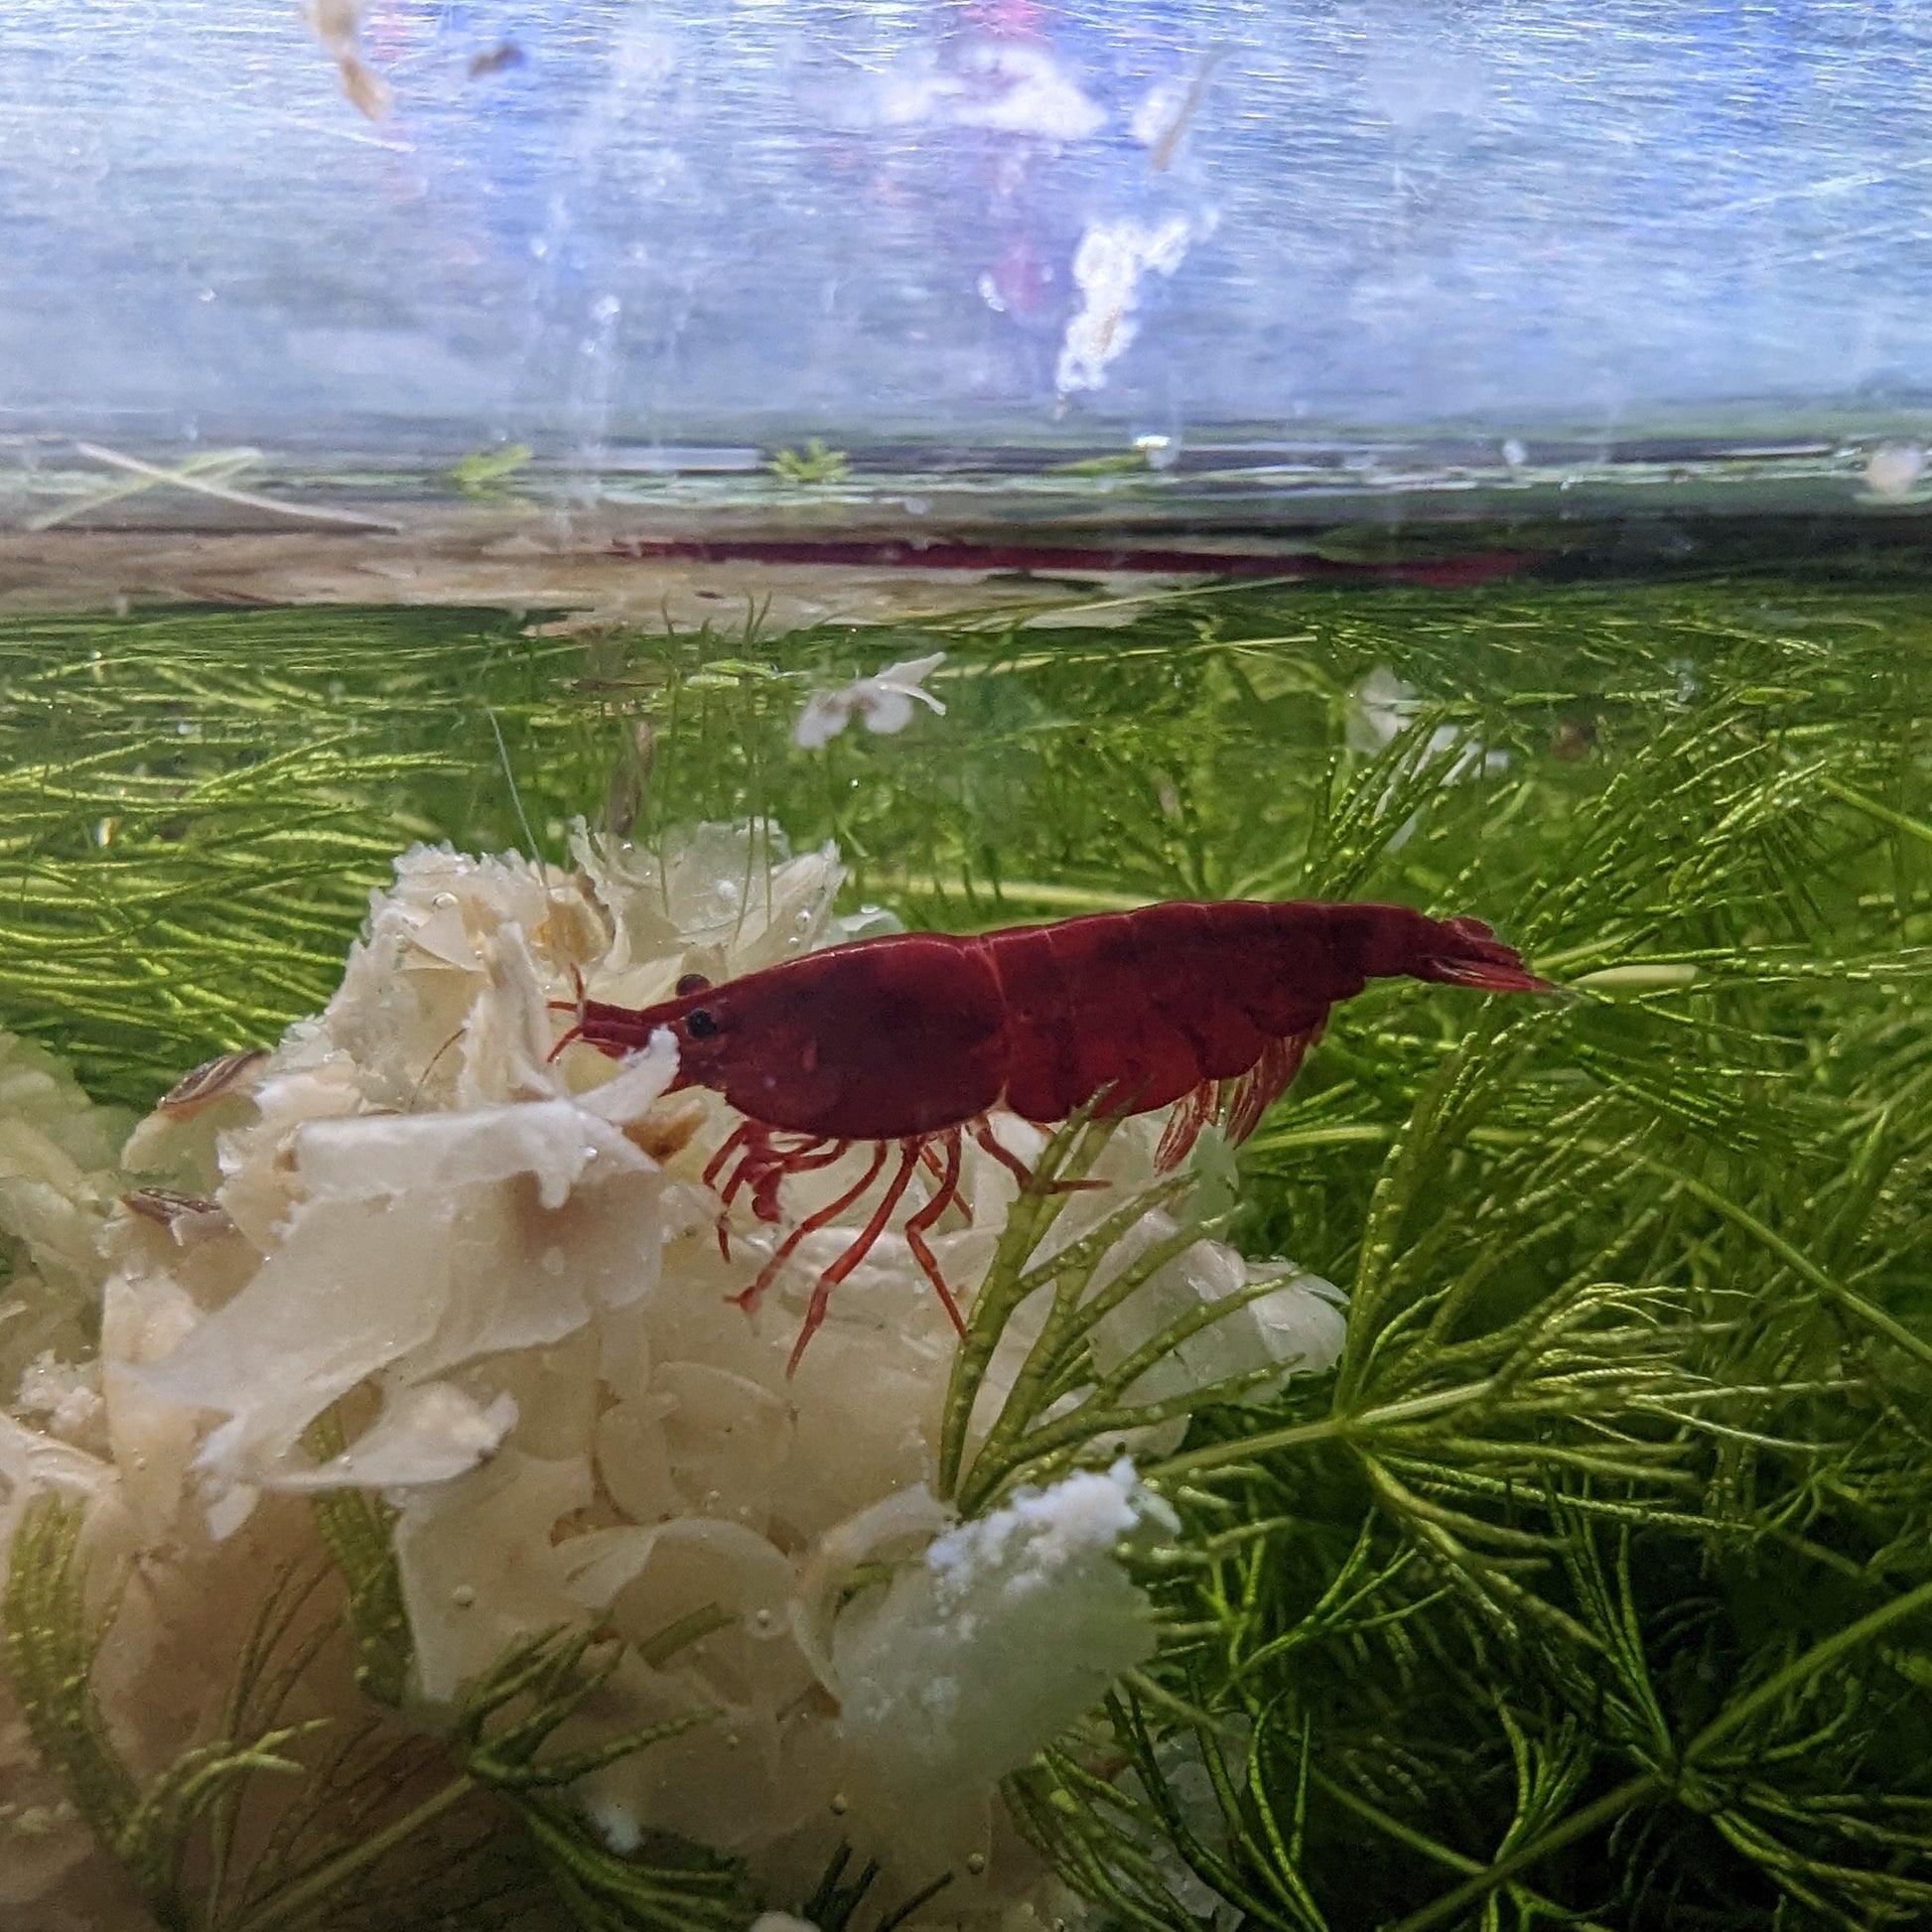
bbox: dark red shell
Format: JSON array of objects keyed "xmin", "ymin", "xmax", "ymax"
[{"xmin": 565, "ymin": 899, "xmax": 1548, "ymax": 1144}]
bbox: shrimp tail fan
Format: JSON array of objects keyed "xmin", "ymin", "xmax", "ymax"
[{"xmin": 1417, "ymin": 915, "xmax": 1556, "ymax": 994}]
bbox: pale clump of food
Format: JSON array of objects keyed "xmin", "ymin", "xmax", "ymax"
[
  {"xmin": 0, "ymin": 821, "xmax": 1344, "ymax": 1930},
  {"xmin": 831, "ymin": 1459, "xmax": 1179, "ymax": 1812},
  {"xmin": 0, "ymin": 1034, "xmax": 130, "ymax": 1398}
]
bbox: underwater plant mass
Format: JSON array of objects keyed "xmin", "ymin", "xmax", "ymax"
[{"xmin": 3, "ymin": 568, "xmax": 1932, "ymax": 1932}]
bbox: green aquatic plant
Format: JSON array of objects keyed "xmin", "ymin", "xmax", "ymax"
[
  {"xmin": 447, "ymin": 445, "xmax": 534, "ymax": 498},
  {"xmin": 3, "ymin": 1500, "xmax": 145, "ymax": 1859},
  {"xmin": 0, "ymin": 606, "xmax": 587, "ymax": 1104},
  {"xmin": 305, "ymin": 1412, "xmax": 414, "ymax": 1710},
  {"xmin": 795, "ymin": 1845, "xmax": 955, "ymax": 1932},
  {"xmin": 1, "ymin": 1498, "xmax": 745, "ymax": 1932},
  {"xmin": 979, "ymin": 622, "xmax": 1932, "ymax": 1928},
  {"xmin": 8, "ymin": 572, "xmax": 1926, "ymax": 1102},
  {"xmin": 768, "ymin": 439, "xmax": 853, "ymax": 485},
  {"xmin": 1044, "ymin": 449, "xmax": 1162, "ymax": 478},
  {"xmin": 8, "ymin": 566, "xmax": 1932, "ymax": 1924},
  {"xmin": 936, "ymin": 1103, "xmax": 1298, "ymax": 1517}
]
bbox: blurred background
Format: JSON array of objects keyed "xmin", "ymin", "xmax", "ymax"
[{"xmin": 6, "ymin": 0, "xmax": 1930, "ymax": 515}]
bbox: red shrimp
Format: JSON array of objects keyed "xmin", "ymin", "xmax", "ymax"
[{"xmin": 553, "ymin": 902, "xmax": 1552, "ymax": 1370}]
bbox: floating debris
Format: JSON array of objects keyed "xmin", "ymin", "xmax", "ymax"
[
  {"xmin": 1055, "ymin": 214, "xmax": 1205, "ymax": 395},
  {"xmin": 1131, "ymin": 49, "xmax": 1224, "ymax": 171},
  {"xmin": 306, "ymin": 0, "xmax": 393, "ymax": 121},
  {"xmin": 467, "ymin": 41, "xmax": 524, "ymax": 80},
  {"xmin": 793, "ymin": 652, "xmax": 947, "ymax": 750},
  {"xmin": 119, "ymin": 1186, "xmax": 226, "ymax": 1230},
  {"xmin": 1863, "ymin": 443, "xmax": 1928, "ymax": 501},
  {"xmin": 156, "ymin": 1048, "xmax": 267, "ymax": 1120}
]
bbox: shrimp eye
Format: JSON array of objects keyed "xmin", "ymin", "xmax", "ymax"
[
  {"xmin": 676, "ymin": 972, "xmax": 712, "ymax": 996},
  {"xmin": 685, "ymin": 1008, "xmax": 721, "ymax": 1039}
]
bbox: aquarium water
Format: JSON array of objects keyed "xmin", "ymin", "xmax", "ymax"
[{"xmin": 4, "ymin": 6, "xmax": 1932, "ymax": 1932}]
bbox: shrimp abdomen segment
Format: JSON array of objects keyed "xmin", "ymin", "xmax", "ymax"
[
  {"xmin": 982, "ymin": 900, "xmax": 1370, "ymax": 1124},
  {"xmin": 982, "ymin": 913, "xmax": 1207, "ymax": 1122},
  {"xmin": 1234, "ymin": 900, "xmax": 1373, "ymax": 1029}
]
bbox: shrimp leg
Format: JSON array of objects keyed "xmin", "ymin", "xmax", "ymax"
[
  {"xmin": 902, "ymin": 1127, "xmax": 967, "ymax": 1336},
  {"xmin": 705, "ymin": 1121, "xmax": 760, "ymax": 1257},
  {"xmin": 972, "ymin": 1117, "xmax": 1035, "ymax": 1188},
  {"xmin": 786, "ymin": 1140, "xmax": 923, "ymax": 1374},
  {"xmin": 734, "ymin": 1142, "xmax": 889, "ymax": 1318}
]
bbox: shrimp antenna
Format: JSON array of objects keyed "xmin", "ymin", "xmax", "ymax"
[
  {"xmin": 485, "ymin": 704, "xmax": 548, "ymax": 888},
  {"xmin": 408, "ymin": 1025, "xmax": 468, "ymax": 1112}
]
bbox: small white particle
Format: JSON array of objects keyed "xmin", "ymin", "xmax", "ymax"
[{"xmin": 1864, "ymin": 444, "xmax": 1926, "ymax": 500}]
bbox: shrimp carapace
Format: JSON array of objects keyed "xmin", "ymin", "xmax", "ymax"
[{"xmin": 553, "ymin": 900, "xmax": 1552, "ymax": 1368}]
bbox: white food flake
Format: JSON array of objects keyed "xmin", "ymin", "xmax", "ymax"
[
  {"xmin": 1863, "ymin": 444, "xmax": 1927, "ymax": 501},
  {"xmin": 1055, "ymin": 215, "xmax": 1206, "ymax": 395},
  {"xmin": 1347, "ymin": 665, "xmax": 1510, "ymax": 786},
  {"xmin": 831, "ymin": 1461, "xmax": 1177, "ymax": 1809},
  {"xmin": 793, "ymin": 652, "xmax": 947, "ymax": 751},
  {"xmin": 14, "ymin": 1352, "xmax": 104, "ymax": 1445},
  {"xmin": 840, "ymin": 41, "xmax": 1104, "ymax": 143}
]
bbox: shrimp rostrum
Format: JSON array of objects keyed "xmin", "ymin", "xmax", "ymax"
[{"xmin": 553, "ymin": 900, "xmax": 1552, "ymax": 1369}]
